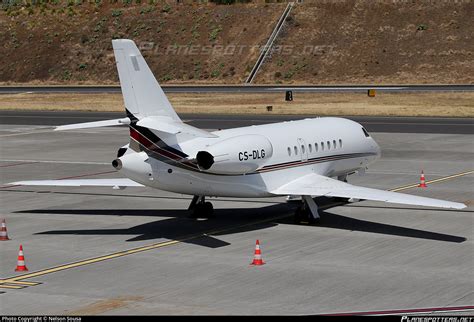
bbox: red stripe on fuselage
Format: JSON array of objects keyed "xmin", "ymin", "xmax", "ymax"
[{"xmin": 129, "ymin": 127, "xmax": 185, "ymax": 161}]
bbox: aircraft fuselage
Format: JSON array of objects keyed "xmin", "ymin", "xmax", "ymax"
[{"xmin": 117, "ymin": 117, "xmax": 381, "ymax": 197}]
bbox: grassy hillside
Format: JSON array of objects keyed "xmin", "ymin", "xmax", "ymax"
[{"xmin": 1, "ymin": 0, "xmax": 472, "ymax": 85}]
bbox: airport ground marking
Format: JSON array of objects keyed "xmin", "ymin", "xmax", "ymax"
[
  {"xmin": 0, "ymin": 169, "xmax": 471, "ymax": 290},
  {"xmin": 0, "ymin": 284, "xmax": 24, "ymax": 289},
  {"xmin": 390, "ymin": 170, "xmax": 474, "ymax": 192}
]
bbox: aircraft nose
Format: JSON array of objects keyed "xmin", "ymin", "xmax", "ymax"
[{"xmin": 374, "ymin": 140, "xmax": 382, "ymax": 158}]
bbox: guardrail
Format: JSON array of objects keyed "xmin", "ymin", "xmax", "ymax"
[{"xmin": 244, "ymin": 2, "xmax": 295, "ymax": 84}]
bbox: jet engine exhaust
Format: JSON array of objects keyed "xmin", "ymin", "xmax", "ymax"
[
  {"xmin": 112, "ymin": 159, "xmax": 122, "ymax": 170},
  {"xmin": 196, "ymin": 151, "xmax": 214, "ymax": 170}
]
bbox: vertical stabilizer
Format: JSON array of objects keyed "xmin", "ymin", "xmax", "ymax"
[{"xmin": 112, "ymin": 39, "xmax": 181, "ymax": 122}]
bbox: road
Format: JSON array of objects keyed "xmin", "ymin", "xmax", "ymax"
[
  {"xmin": 0, "ymin": 110, "xmax": 472, "ymax": 134},
  {"xmin": 1, "ymin": 84, "xmax": 473, "ymax": 94}
]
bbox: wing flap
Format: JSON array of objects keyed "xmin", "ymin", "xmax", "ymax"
[
  {"xmin": 9, "ymin": 178, "xmax": 143, "ymax": 187},
  {"xmin": 271, "ymin": 173, "xmax": 466, "ymax": 210}
]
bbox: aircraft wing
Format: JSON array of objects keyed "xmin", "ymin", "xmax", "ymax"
[
  {"xmin": 270, "ymin": 173, "xmax": 466, "ymax": 210},
  {"xmin": 9, "ymin": 178, "xmax": 144, "ymax": 187}
]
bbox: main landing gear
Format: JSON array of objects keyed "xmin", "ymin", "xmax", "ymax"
[
  {"xmin": 188, "ymin": 195, "xmax": 214, "ymax": 218},
  {"xmin": 293, "ymin": 195, "xmax": 320, "ymax": 225}
]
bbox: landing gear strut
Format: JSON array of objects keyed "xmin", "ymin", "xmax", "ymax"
[
  {"xmin": 188, "ymin": 195, "xmax": 214, "ymax": 218},
  {"xmin": 294, "ymin": 195, "xmax": 320, "ymax": 225}
]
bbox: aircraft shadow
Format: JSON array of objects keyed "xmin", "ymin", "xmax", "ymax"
[{"xmin": 17, "ymin": 199, "xmax": 467, "ymax": 245}]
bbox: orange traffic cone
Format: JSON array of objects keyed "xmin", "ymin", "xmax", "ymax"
[
  {"xmin": 15, "ymin": 245, "xmax": 28, "ymax": 272},
  {"xmin": 0, "ymin": 218, "xmax": 10, "ymax": 241},
  {"xmin": 250, "ymin": 240, "xmax": 265, "ymax": 266},
  {"xmin": 418, "ymin": 170, "xmax": 427, "ymax": 188}
]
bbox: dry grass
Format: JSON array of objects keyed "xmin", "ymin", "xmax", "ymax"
[{"xmin": 0, "ymin": 92, "xmax": 473, "ymax": 117}]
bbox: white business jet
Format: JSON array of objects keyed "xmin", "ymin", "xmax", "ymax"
[{"xmin": 11, "ymin": 39, "xmax": 465, "ymax": 223}]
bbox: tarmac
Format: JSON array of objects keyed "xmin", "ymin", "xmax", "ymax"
[
  {"xmin": 1, "ymin": 110, "xmax": 473, "ymax": 134},
  {"xmin": 0, "ymin": 122, "xmax": 473, "ymax": 315}
]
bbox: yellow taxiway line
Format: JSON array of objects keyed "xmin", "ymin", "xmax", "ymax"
[
  {"xmin": 0, "ymin": 169, "xmax": 471, "ymax": 289},
  {"xmin": 390, "ymin": 170, "xmax": 474, "ymax": 192}
]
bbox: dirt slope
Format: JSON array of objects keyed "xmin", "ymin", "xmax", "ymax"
[
  {"xmin": 0, "ymin": 0, "xmax": 472, "ymax": 85},
  {"xmin": 0, "ymin": 1, "xmax": 284, "ymax": 84},
  {"xmin": 257, "ymin": 0, "xmax": 474, "ymax": 84}
]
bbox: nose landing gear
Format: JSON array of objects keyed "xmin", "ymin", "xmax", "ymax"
[
  {"xmin": 188, "ymin": 195, "xmax": 214, "ymax": 218},
  {"xmin": 294, "ymin": 195, "xmax": 320, "ymax": 225}
]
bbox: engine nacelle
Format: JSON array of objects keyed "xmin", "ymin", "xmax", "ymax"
[
  {"xmin": 112, "ymin": 151, "xmax": 152, "ymax": 183},
  {"xmin": 195, "ymin": 134, "xmax": 273, "ymax": 174}
]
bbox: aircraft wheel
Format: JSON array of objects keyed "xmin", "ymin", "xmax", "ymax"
[
  {"xmin": 190, "ymin": 203, "xmax": 204, "ymax": 218},
  {"xmin": 203, "ymin": 202, "xmax": 214, "ymax": 218},
  {"xmin": 307, "ymin": 216, "xmax": 321, "ymax": 226},
  {"xmin": 293, "ymin": 206, "xmax": 303, "ymax": 224}
]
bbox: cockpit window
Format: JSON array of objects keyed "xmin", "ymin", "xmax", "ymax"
[{"xmin": 362, "ymin": 127, "xmax": 370, "ymax": 137}]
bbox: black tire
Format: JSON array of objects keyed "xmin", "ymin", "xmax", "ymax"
[
  {"xmin": 293, "ymin": 206, "xmax": 303, "ymax": 224},
  {"xmin": 203, "ymin": 202, "xmax": 214, "ymax": 218},
  {"xmin": 307, "ymin": 216, "xmax": 320, "ymax": 226},
  {"xmin": 190, "ymin": 203, "xmax": 203, "ymax": 218}
]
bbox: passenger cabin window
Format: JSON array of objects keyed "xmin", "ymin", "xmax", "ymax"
[
  {"xmin": 301, "ymin": 145, "xmax": 305, "ymax": 154},
  {"xmin": 315, "ymin": 143, "xmax": 318, "ymax": 152},
  {"xmin": 362, "ymin": 128, "xmax": 370, "ymax": 137},
  {"xmin": 321, "ymin": 142, "xmax": 324, "ymax": 151},
  {"xmin": 327, "ymin": 141, "xmax": 331, "ymax": 150},
  {"xmin": 308, "ymin": 144, "xmax": 312, "ymax": 153},
  {"xmin": 287, "ymin": 147, "xmax": 291, "ymax": 156},
  {"xmin": 339, "ymin": 139, "xmax": 343, "ymax": 148},
  {"xmin": 333, "ymin": 140, "xmax": 337, "ymax": 149},
  {"xmin": 294, "ymin": 146, "xmax": 298, "ymax": 155}
]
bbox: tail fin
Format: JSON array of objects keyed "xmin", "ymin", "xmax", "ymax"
[{"xmin": 112, "ymin": 39, "xmax": 181, "ymax": 122}]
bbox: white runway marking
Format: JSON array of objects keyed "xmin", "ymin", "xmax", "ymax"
[{"xmin": 0, "ymin": 159, "xmax": 110, "ymax": 165}]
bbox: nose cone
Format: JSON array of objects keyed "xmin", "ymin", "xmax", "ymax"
[{"xmin": 373, "ymin": 139, "xmax": 382, "ymax": 158}]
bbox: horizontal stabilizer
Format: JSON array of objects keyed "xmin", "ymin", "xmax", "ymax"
[
  {"xmin": 55, "ymin": 118, "xmax": 130, "ymax": 131},
  {"xmin": 271, "ymin": 173, "xmax": 466, "ymax": 210},
  {"xmin": 136, "ymin": 116, "xmax": 218, "ymax": 138},
  {"xmin": 9, "ymin": 178, "xmax": 143, "ymax": 187}
]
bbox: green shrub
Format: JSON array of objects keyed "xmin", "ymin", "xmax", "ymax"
[
  {"xmin": 62, "ymin": 70, "xmax": 72, "ymax": 80},
  {"xmin": 111, "ymin": 9, "xmax": 122, "ymax": 16},
  {"xmin": 162, "ymin": 3, "xmax": 171, "ymax": 13},
  {"xmin": 417, "ymin": 24, "xmax": 428, "ymax": 31},
  {"xmin": 140, "ymin": 6, "xmax": 153, "ymax": 14},
  {"xmin": 161, "ymin": 74, "xmax": 172, "ymax": 81},
  {"xmin": 209, "ymin": 26, "xmax": 222, "ymax": 41},
  {"xmin": 284, "ymin": 70, "xmax": 294, "ymax": 79}
]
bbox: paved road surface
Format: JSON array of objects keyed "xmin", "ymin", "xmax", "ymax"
[
  {"xmin": 0, "ymin": 110, "xmax": 472, "ymax": 134},
  {"xmin": 1, "ymin": 84, "xmax": 473, "ymax": 94}
]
